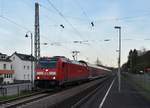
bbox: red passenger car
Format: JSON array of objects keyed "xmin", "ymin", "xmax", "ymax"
[
  {"xmin": 35, "ymin": 56, "xmax": 89, "ymax": 88},
  {"xmin": 87, "ymin": 64, "xmax": 111, "ymax": 79}
]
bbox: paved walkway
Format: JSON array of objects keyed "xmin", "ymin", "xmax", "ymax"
[{"xmin": 103, "ymin": 76, "xmax": 150, "ymax": 108}]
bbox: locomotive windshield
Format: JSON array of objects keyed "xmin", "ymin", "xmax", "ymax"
[{"xmin": 38, "ymin": 58, "xmax": 58, "ymax": 69}]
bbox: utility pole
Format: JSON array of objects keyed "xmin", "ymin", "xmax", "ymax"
[
  {"xmin": 34, "ymin": 2, "xmax": 40, "ymax": 63},
  {"xmin": 114, "ymin": 26, "xmax": 121, "ymax": 92},
  {"xmin": 130, "ymin": 52, "xmax": 132, "ymax": 72}
]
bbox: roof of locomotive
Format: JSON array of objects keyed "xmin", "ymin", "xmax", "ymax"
[{"xmin": 39, "ymin": 56, "xmax": 87, "ymax": 66}]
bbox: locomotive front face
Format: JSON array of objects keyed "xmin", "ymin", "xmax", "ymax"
[{"xmin": 35, "ymin": 58, "xmax": 58, "ymax": 81}]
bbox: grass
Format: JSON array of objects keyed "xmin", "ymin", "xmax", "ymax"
[
  {"xmin": 123, "ymin": 73, "xmax": 150, "ymax": 101},
  {"xmin": 0, "ymin": 90, "xmax": 33, "ymax": 101},
  {"xmin": 0, "ymin": 95, "xmax": 18, "ymax": 101},
  {"xmin": 135, "ymin": 80, "xmax": 150, "ymax": 92}
]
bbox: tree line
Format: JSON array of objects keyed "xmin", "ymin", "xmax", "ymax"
[{"xmin": 122, "ymin": 49, "xmax": 150, "ymax": 73}]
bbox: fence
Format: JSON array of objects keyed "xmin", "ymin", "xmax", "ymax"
[
  {"xmin": 0, "ymin": 83, "xmax": 31, "ymax": 96},
  {"xmin": 124, "ymin": 72, "xmax": 150, "ymax": 95}
]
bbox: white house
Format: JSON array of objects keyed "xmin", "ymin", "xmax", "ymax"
[
  {"xmin": 0, "ymin": 53, "xmax": 14, "ymax": 84},
  {"xmin": 10, "ymin": 52, "xmax": 35, "ymax": 82}
]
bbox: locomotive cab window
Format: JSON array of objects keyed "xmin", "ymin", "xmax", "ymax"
[{"xmin": 39, "ymin": 60, "xmax": 57, "ymax": 69}]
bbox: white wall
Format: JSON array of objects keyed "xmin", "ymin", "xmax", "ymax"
[
  {"xmin": 10, "ymin": 54, "xmax": 35, "ymax": 81},
  {"xmin": 0, "ymin": 61, "xmax": 12, "ymax": 70},
  {"xmin": 10, "ymin": 54, "xmax": 22, "ymax": 80}
]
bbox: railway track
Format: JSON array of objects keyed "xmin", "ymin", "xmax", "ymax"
[
  {"xmin": 0, "ymin": 76, "xmax": 109, "ymax": 108},
  {"xmin": 0, "ymin": 83, "xmax": 81, "ymax": 108},
  {"xmin": 0, "ymin": 90, "xmax": 46, "ymax": 108},
  {"xmin": 0, "ymin": 89, "xmax": 47, "ymax": 103},
  {"xmin": 0, "ymin": 88, "xmax": 61, "ymax": 108},
  {"xmin": 1, "ymin": 93, "xmax": 49, "ymax": 108}
]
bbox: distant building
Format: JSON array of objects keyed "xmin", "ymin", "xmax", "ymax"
[
  {"xmin": 0, "ymin": 53, "xmax": 14, "ymax": 84},
  {"xmin": 10, "ymin": 52, "xmax": 35, "ymax": 82}
]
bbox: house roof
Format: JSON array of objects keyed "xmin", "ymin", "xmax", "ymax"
[
  {"xmin": 0, "ymin": 58, "xmax": 11, "ymax": 62},
  {"xmin": 0, "ymin": 53, "xmax": 6, "ymax": 55},
  {"xmin": 0, "ymin": 52, "xmax": 11, "ymax": 62},
  {"xmin": 13, "ymin": 52, "xmax": 35, "ymax": 61}
]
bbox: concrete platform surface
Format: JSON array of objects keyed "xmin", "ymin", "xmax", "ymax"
[{"xmin": 102, "ymin": 77, "xmax": 150, "ymax": 108}]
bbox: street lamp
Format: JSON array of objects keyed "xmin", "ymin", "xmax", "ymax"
[
  {"xmin": 114, "ymin": 26, "xmax": 121, "ymax": 92},
  {"xmin": 25, "ymin": 31, "xmax": 34, "ymax": 88}
]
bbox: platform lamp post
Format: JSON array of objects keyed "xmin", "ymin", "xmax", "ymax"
[
  {"xmin": 114, "ymin": 26, "xmax": 121, "ymax": 92},
  {"xmin": 25, "ymin": 31, "xmax": 34, "ymax": 88}
]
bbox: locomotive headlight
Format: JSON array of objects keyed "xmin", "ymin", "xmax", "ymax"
[
  {"xmin": 49, "ymin": 72, "xmax": 56, "ymax": 75},
  {"xmin": 37, "ymin": 76, "xmax": 40, "ymax": 79},
  {"xmin": 52, "ymin": 76, "xmax": 56, "ymax": 80}
]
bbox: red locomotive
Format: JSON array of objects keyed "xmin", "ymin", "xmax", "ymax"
[{"xmin": 35, "ymin": 56, "xmax": 111, "ymax": 88}]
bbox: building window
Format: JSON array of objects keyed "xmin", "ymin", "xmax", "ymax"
[
  {"xmin": 0, "ymin": 74, "xmax": 2, "ymax": 78},
  {"xmin": 11, "ymin": 65, "xmax": 13, "ymax": 70},
  {"xmin": 28, "ymin": 74, "xmax": 30, "ymax": 80},
  {"xmin": 4, "ymin": 74, "xmax": 7, "ymax": 78},
  {"xmin": 3, "ymin": 64, "xmax": 6, "ymax": 70},
  {"xmin": 24, "ymin": 65, "xmax": 26, "ymax": 69},
  {"xmin": 13, "ymin": 57, "xmax": 15, "ymax": 60},
  {"xmin": 24, "ymin": 74, "xmax": 26, "ymax": 79},
  {"xmin": 10, "ymin": 74, "xmax": 12, "ymax": 78},
  {"xmin": 5, "ymin": 74, "xmax": 9, "ymax": 78},
  {"xmin": 27, "ymin": 66, "xmax": 30, "ymax": 70}
]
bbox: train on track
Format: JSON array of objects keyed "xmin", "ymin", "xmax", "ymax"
[{"xmin": 35, "ymin": 56, "xmax": 111, "ymax": 88}]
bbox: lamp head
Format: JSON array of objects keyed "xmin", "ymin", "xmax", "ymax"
[
  {"xmin": 114, "ymin": 26, "xmax": 121, "ymax": 29},
  {"xmin": 25, "ymin": 34, "xmax": 28, "ymax": 38},
  {"xmin": 104, "ymin": 39, "xmax": 110, "ymax": 41}
]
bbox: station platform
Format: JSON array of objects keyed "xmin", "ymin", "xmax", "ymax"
[{"xmin": 102, "ymin": 76, "xmax": 150, "ymax": 108}]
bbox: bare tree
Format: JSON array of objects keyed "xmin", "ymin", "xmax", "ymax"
[{"xmin": 95, "ymin": 57, "xmax": 102, "ymax": 65}]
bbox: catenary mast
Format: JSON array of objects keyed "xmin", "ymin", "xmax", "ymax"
[{"xmin": 34, "ymin": 2, "xmax": 40, "ymax": 62}]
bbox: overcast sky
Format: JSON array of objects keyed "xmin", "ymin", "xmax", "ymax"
[{"xmin": 0, "ymin": 0, "xmax": 150, "ymax": 67}]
